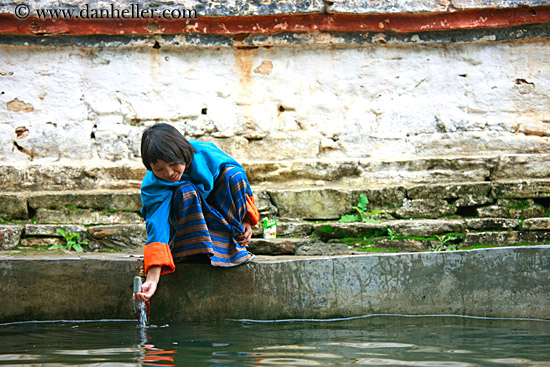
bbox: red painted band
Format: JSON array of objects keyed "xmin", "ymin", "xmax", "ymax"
[{"xmin": 0, "ymin": 6, "xmax": 548, "ymax": 36}]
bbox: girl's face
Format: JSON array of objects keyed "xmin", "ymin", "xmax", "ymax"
[{"xmin": 150, "ymin": 160, "xmax": 186, "ymax": 182}]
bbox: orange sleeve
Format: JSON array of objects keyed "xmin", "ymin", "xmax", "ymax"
[
  {"xmin": 143, "ymin": 242, "xmax": 176, "ymax": 275},
  {"xmin": 245, "ymin": 194, "xmax": 260, "ymax": 227}
]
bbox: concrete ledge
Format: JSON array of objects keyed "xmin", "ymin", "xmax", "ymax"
[
  {"xmin": 1, "ymin": 246, "xmax": 548, "ymax": 323},
  {"xmin": 0, "ymin": 253, "xmax": 142, "ymax": 322}
]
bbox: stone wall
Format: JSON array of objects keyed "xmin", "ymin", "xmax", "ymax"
[
  {"xmin": 0, "ymin": 1, "xmax": 549, "ymax": 187},
  {"xmin": 2, "ymin": 178, "xmax": 549, "ymax": 254}
]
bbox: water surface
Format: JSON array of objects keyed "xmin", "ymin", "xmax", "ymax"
[{"xmin": 0, "ymin": 315, "xmax": 549, "ymax": 366}]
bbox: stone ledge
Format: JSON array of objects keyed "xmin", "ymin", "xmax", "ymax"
[{"xmin": 1, "ymin": 246, "xmax": 548, "ymax": 322}]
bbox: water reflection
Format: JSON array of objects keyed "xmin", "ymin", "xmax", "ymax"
[
  {"xmin": 0, "ymin": 316, "xmax": 548, "ymax": 366},
  {"xmin": 137, "ymin": 326, "xmax": 177, "ymax": 367}
]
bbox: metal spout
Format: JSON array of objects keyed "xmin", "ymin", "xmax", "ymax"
[{"xmin": 133, "ymin": 276, "xmax": 143, "ymax": 293}]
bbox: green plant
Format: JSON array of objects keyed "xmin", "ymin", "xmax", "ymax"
[
  {"xmin": 387, "ymin": 228, "xmax": 398, "ymax": 240},
  {"xmin": 433, "ymin": 234, "xmax": 459, "ymax": 252},
  {"xmin": 339, "ymin": 194, "xmax": 384, "ymax": 224},
  {"xmin": 49, "ymin": 229, "xmax": 87, "ymax": 253}
]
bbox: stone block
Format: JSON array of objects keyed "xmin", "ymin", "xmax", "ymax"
[
  {"xmin": 28, "ymin": 191, "xmax": 111, "ymax": 210},
  {"xmin": 371, "ymin": 238, "xmax": 433, "ymax": 252},
  {"xmin": 523, "ymin": 218, "xmax": 550, "ymax": 231},
  {"xmin": 0, "ymin": 225, "xmax": 23, "ymax": 250},
  {"xmin": 253, "ymin": 190, "xmax": 278, "ymax": 217},
  {"xmin": 359, "ymin": 156, "xmax": 496, "ymax": 185},
  {"xmin": 492, "ymin": 156, "xmax": 550, "ymax": 181},
  {"xmin": 0, "ymin": 163, "xmax": 145, "ymax": 191},
  {"xmin": 24, "ymin": 224, "xmax": 87, "ymax": 237},
  {"xmin": 349, "ymin": 186, "xmax": 406, "ymax": 210},
  {"xmin": 463, "ymin": 231, "xmax": 550, "ymax": 247},
  {"xmin": 244, "ymin": 159, "xmax": 360, "ymax": 185},
  {"xmin": 268, "ymin": 188, "xmax": 349, "ymax": 220},
  {"xmin": 109, "ymin": 192, "xmax": 142, "ymax": 211},
  {"xmin": 0, "ymin": 193, "xmax": 28, "ymax": 220},
  {"xmin": 465, "ymin": 218, "xmax": 520, "ymax": 231},
  {"xmin": 407, "ymin": 182, "xmax": 491, "ymax": 200},
  {"xmin": 454, "ymin": 195, "xmax": 494, "ymax": 207},
  {"xmin": 492, "ymin": 180, "xmax": 550, "ymax": 199},
  {"xmin": 85, "ymin": 224, "xmax": 146, "ymax": 250},
  {"xmin": 509, "ymin": 205, "xmax": 545, "ymax": 219},
  {"xmin": 389, "ymin": 219, "xmax": 464, "ymax": 238},
  {"xmin": 313, "ymin": 222, "xmax": 388, "ymax": 239},
  {"xmin": 394, "ymin": 199, "xmax": 456, "ymax": 219},
  {"xmin": 295, "ymin": 241, "xmax": 350, "ymax": 256},
  {"xmin": 20, "ymin": 237, "xmax": 65, "ymax": 247},
  {"xmin": 476, "ymin": 205, "xmax": 510, "ymax": 218},
  {"xmin": 276, "ymin": 221, "xmax": 314, "ymax": 237},
  {"xmin": 35, "ymin": 208, "xmax": 144, "ymax": 225},
  {"xmin": 254, "ymin": 219, "xmax": 313, "ymax": 238},
  {"xmin": 28, "ymin": 190, "xmax": 141, "ymax": 211},
  {"xmin": 248, "ymin": 238, "xmax": 301, "ymax": 255},
  {"xmin": 477, "ymin": 199, "xmax": 544, "ymax": 219}
]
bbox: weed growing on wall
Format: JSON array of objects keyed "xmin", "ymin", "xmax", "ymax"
[
  {"xmin": 339, "ymin": 194, "xmax": 385, "ymax": 224},
  {"xmin": 48, "ymin": 229, "xmax": 87, "ymax": 253}
]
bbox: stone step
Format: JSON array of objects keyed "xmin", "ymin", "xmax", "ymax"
[
  {"xmin": 2, "ymin": 218, "xmax": 550, "ymax": 255},
  {"xmin": 1, "ymin": 153, "xmax": 550, "ymax": 192},
  {"xmin": 1, "ymin": 178, "xmax": 549, "ymax": 253},
  {"xmin": 1, "ymin": 178, "xmax": 550, "ymax": 222}
]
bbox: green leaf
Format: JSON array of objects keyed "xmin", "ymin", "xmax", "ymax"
[
  {"xmin": 357, "ymin": 194, "xmax": 369, "ymax": 212},
  {"xmin": 56, "ymin": 228, "xmax": 67, "ymax": 238},
  {"xmin": 66, "ymin": 233, "xmax": 79, "ymax": 241},
  {"xmin": 339, "ymin": 214, "xmax": 360, "ymax": 223},
  {"xmin": 73, "ymin": 243, "xmax": 84, "ymax": 253},
  {"xmin": 48, "ymin": 245, "xmax": 63, "ymax": 250},
  {"xmin": 362, "ymin": 218, "xmax": 381, "ymax": 224}
]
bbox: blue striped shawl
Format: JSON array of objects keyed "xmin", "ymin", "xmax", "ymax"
[{"xmin": 140, "ymin": 140, "xmax": 249, "ymax": 245}]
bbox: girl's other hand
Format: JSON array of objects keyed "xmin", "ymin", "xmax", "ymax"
[{"xmin": 236, "ymin": 218, "xmax": 252, "ymax": 246}]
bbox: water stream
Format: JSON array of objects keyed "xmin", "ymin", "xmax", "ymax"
[
  {"xmin": 133, "ymin": 275, "xmax": 148, "ymax": 329},
  {"xmin": 0, "ymin": 315, "xmax": 548, "ymax": 366}
]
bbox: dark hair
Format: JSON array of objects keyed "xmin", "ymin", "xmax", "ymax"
[{"xmin": 141, "ymin": 123, "xmax": 195, "ymax": 171}]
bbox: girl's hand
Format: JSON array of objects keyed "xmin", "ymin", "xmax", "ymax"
[
  {"xmin": 133, "ymin": 265, "xmax": 161, "ymax": 302},
  {"xmin": 134, "ymin": 280, "xmax": 157, "ymax": 302},
  {"xmin": 236, "ymin": 218, "xmax": 253, "ymax": 246}
]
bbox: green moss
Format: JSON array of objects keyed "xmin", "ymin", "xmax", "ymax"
[
  {"xmin": 504, "ymin": 199, "xmax": 531, "ymax": 210},
  {"xmin": 317, "ymin": 225, "xmax": 335, "ymax": 234},
  {"xmin": 98, "ymin": 248, "xmax": 122, "ymax": 253},
  {"xmin": 339, "ymin": 237, "xmax": 371, "ymax": 246},
  {"xmin": 356, "ymin": 247, "xmax": 400, "ymax": 253}
]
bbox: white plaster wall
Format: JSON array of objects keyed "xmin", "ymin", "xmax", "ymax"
[{"xmin": 1, "ymin": 38, "xmax": 549, "ymax": 163}]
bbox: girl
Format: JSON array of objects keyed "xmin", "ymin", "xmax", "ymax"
[{"xmin": 134, "ymin": 123, "xmax": 259, "ymax": 302}]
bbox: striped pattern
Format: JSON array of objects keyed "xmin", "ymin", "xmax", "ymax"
[{"xmin": 169, "ymin": 166, "xmax": 253, "ymax": 267}]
